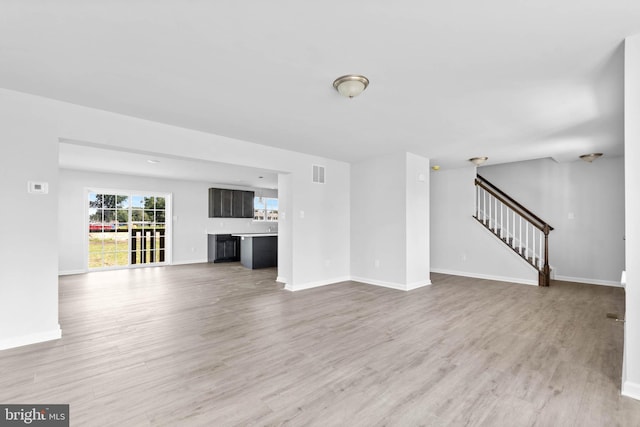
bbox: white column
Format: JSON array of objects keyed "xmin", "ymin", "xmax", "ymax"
[{"xmin": 623, "ymin": 34, "xmax": 640, "ymax": 401}]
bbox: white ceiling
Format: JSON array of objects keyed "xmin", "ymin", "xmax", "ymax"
[
  {"xmin": 58, "ymin": 140, "xmax": 279, "ymax": 189},
  {"xmin": 2, "ymin": 1, "xmax": 638, "ymax": 171}
]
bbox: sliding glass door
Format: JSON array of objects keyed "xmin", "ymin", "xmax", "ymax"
[{"xmin": 88, "ymin": 190, "xmax": 170, "ymax": 270}]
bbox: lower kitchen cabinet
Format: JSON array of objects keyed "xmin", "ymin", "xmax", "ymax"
[{"xmin": 207, "ymin": 234, "xmax": 240, "ymax": 263}]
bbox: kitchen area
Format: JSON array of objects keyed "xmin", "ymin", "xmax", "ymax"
[{"xmin": 206, "ymin": 187, "xmax": 278, "ymax": 269}]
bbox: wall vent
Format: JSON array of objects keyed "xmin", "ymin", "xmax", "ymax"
[{"xmin": 312, "ymin": 165, "xmax": 325, "ymax": 184}]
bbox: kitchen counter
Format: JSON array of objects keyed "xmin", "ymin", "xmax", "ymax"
[
  {"xmin": 231, "ymin": 233, "xmax": 278, "ymax": 269},
  {"xmin": 231, "ymin": 233, "xmax": 278, "ymax": 237}
]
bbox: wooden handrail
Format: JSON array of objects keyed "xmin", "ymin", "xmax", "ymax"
[
  {"xmin": 476, "ymin": 174, "xmax": 554, "ymax": 233},
  {"xmin": 474, "ymin": 173, "xmax": 553, "ymax": 286}
]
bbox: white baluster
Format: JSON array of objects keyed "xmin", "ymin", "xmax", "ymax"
[
  {"xmin": 519, "ymin": 216, "xmax": 522, "ymax": 254},
  {"xmin": 513, "ymin": 210, "xmax": 516, "ymax": 248},
  {"xmin": 500, "ymin": 204, "xmax": 503, "ymax": 238},
  {"xmin": 539, "ymin": 231, "xmax": 543, "ymax": 268},
  {"xmin": 505, "ymin": 206, "xmax": 509, "ymax": 243},
  {"xmin": 487, "ymin": 194, "xmax": 493, "ymax": 228},
  {"xmin": 532, "ymin": 226, "xmax": 535, "ymax": 266},
  {"xmin": 483, "ymin": 190, "xmax": 487, "ymax": 223},
  {"xmin": 525, "ymin": 222, "xmax": 529, "ymax": 259}
]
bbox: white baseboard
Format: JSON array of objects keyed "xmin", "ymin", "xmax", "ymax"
[
  {"xmin": 430, "ymin": 268, "xmax": 537, "ymax": 286},
  {"xmin": 58, "ymin": 269, "xmax": 85, "ymax": 276},
  {"xmin": 406, "ymin": 280, "xmax": 432, "ymax": 290},
  {"xmin": 351, "ymin": 276, "xmax": 431, "ymax": 291},
  {"xmin": 554, "ymin": 275, "xmax": 623, "ymax": 288},
  {"xmin": 0, "ymin": 325, "xmax": 62, "ymax": 351},
  {"xmin": 285, "ymin": 276, "xmax": 351, "ymax": 292},
  {"xmin": 276, "ymin": 276, "xmax": 287, "ymax": 284},
  {"xmin": 60, "ymin": 260, "xmax": 208, "ymax": 274},
  {"xmin": 622, "ymin": 380, "xmax": 640, "ymax": 401},
  {"xmin": 172, "ymin": 259, "xmax": 207, "ymax": 266}
]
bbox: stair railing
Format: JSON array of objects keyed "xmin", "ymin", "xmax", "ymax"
[{"xmin": 474, "ymin": 174, "xmax": 553, "ymax": 287}]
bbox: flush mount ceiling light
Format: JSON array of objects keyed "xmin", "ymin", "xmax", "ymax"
[
  {"xmin": 469, "ymin": 156, "xmax": 488, "ymax": 166},
  {"xmin": 579, "ymin": 153, "xmax": 603, "ymax": 163},
  {"xmin": 333, "ymin": 74, "xmax": 369, "ymax": 98}
]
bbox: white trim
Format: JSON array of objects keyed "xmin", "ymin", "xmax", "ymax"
[
  {"xmin": 85, "ymin": 188, "xmax": 173, "ymax": 270},
  {"xmin": 0, "ymin": 325, "xmax": 62, "ymax": 351},
  {"xmin": 285, "ymin": 276, "xmax": 351, "ymax": 292},
  {"xmin": 430, "ymin": 268, "xmax": 537, "ymax": 286},
  {"xmin": 351, "ymin": 276, "xmax": 431, "ymax": 291},
  {"xmin": 276, "ymin": 276, "xmax": 287, "ymax": 284},
  {"xmin": 554, "ymin": 275, "xmax": 624, "ymax": 288},
  {"xmin": 406, "ymin": 280, "xmax": 432, "ymax": 290},
  {"xmin": 285, "ymin": 276, "xmax": 432, "ymax": 292},
  {"xmin": 172, "ymin": 259, "xmax": 207, "ymax": 266},
  {"xmin": 622, "ymin": 380, "xmax": 640, "ymax": 401},
  {"xmin": 58, "ymin": 269, "xmax": 86, "ymax": 276}
]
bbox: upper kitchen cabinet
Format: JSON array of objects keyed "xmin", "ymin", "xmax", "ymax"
[
  {"xmin": 209, "ymin": 188, "xmax": 233, "ymax": 217},
  {"xmin": 209, "ymin": 188, "xmax": 255, "ymax": 218},
  {"xmin": 233, "ymin": 190, "xmax": 255, "ymax": 218}
]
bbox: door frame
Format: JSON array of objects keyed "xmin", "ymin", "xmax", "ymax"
[{"xmin": 84, "ymin": 187, "xmax": 173, "ymax": 271}]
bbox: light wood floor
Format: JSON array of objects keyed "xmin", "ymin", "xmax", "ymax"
[{"xmin": 1, "ymin": 264, "xmax": 639, "ymax": 426}]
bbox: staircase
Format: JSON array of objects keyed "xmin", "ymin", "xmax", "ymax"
[{"xmin": 473, "ymin": 174, "xmax": 554, "ymax": 287}]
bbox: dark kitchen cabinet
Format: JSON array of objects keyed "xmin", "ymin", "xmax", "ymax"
[
  {"xmin": 208, "ymin": 234, "xmax": 240, "ymax": 263},
  {"xmin": 239, "ymin": 235, "xmax": 278, "ymax": 269},
  {"xmin": 233, "ymin": 190, "xmax": 255, "ymax": 218},
  {"xmin": 208, "ymin": 188, "xmax": 255, "ymax": 218},
  {"xmin": 209, "ymin": 188, "xmax": 233, "ymax": 218}
]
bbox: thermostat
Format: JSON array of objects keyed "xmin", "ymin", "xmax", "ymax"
[{"xmin": 28, "ymin": 181, "xmax": 49, "ymax": 194}]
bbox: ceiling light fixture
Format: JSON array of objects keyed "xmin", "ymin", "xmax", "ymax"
[
  {"xmin": 333, "ymin": 74, "xmax": 369, "ymax": 98},
  {"xmin": 469, "ymin": 157, "xmax": 488, "ymax": 166},
  {"xmin": 579, "ymin": 153, "xmax": 603, "ymax": 163},
  {"xmin": 147, "ymin": 159, "xmax": 160, "ymax": 164}
]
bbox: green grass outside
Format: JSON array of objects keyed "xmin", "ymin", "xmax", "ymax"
[
  {"xmin": 89, "ymin": 233, "xmax": 129, "ymax": 268},
  {"xmin": 89, "ymin": 231, "xmax": 165, "ymax": 268}
]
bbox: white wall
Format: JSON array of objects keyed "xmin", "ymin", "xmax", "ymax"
[
  {"xmin": 59, "ymin": 168, "xmax": 277, "ymax": 274},
  {"xmin": 480, "ymin": 157, "xmax": 625, "ymax": 286},
  {"xmin": 430, "ymin": 166, "xmax": 538, "ymax": 285},
  {"xmin": 288, "ymin": 160, "xmax": 351, "ymax": 290},
  {"xmin": 351, "ymin": 152, "xmax": 407, "ymax": 287},
  {"xmin": 351, "ymin": 152, "xmax": 431, "ymax": 290},
  {"xmin": 623, "ymin": 34, "xmax": 640, "ymax": 401},
  {"xmin": 277, "ymin": 173, "xmax": 292, "ymax": 285},
  {"xmin": 0, "ymin": 87, "xmax": 351, "ymax": 348},
  {"xmin": 405, "ymin": 153, "xmax": 430, "ymax": 286},
  {"xmin": 0, "ymin": 90, "xmax": 61, "ymax": 349}
]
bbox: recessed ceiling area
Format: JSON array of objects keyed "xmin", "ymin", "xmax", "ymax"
[
  {"xmin": 59, "ymin": 140, "xmax": 279, "ymax": 189},
  {"xmin": 2, "ymin": 2, "xmax": 638, "ymax": 168}
]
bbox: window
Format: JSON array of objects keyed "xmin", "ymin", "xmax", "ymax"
[
  {"xmin": 254, "ymin": 197, "xmax": 278, "ymax": 221},
  {"xmin": 88, "ymin": 190, "xmax": 169, "ymax": 269}
]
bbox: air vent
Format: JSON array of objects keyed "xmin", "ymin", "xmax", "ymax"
[{"xmin": 312, "ymin": 165, "xmax": 325, "ymax": 184}]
